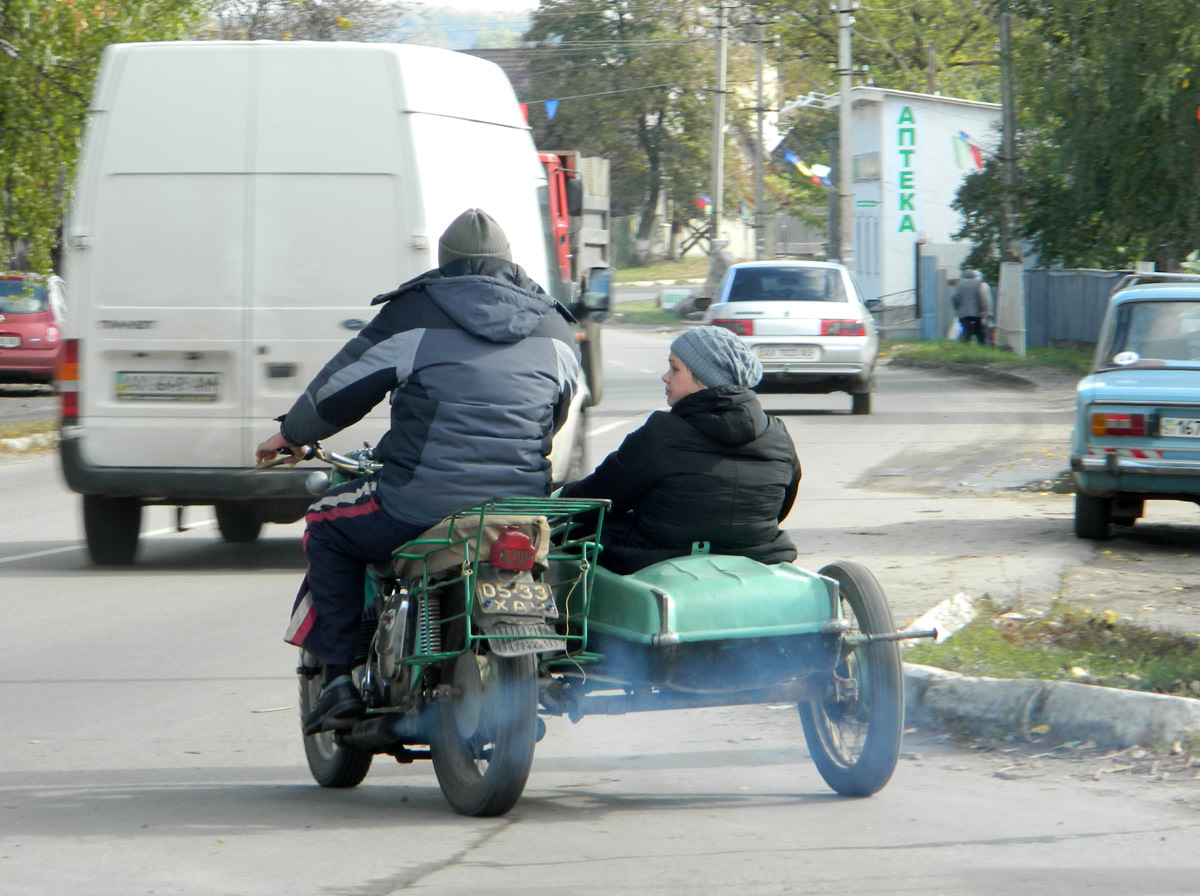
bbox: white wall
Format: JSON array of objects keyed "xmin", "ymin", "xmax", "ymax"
[{"xmin": 849, "ymin": 88, "xmax": 1000, "ymax": 304}]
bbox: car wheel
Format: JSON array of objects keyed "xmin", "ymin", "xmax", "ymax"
[
  {"xmin": 215, "ymin": 502, "xmax": 264, "ymax": 544},
  {"xmin": 83, "ymin": 495, "xmax": 143, "ymax": 565},
  {"xmin": 562, "ymin": 409, "xmax": 589, "ymax": 483},
  {"xmin": 851, "ymin": 392, "xmax": 872, "ymax": 415},
  {"xmin": 1074, "ymin": 493, "xmax": 1113, "ymax": 540}
]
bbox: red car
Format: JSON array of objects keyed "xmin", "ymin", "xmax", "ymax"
[{"xmin": 0, "ymin": 272, "xmax": 67, "ymax": 387}]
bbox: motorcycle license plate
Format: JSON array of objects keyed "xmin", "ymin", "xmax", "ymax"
[{"xmin": 475, "ymin": 580, "xmax": 558, "ymax": 618}]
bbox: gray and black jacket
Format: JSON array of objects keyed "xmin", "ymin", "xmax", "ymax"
[
  {"xmin": 280, "ymin": 257, "xmax": 582, "ymax": 528},
  {"xmin": 562, "ymin": 386, "xmax": 800, "ymax": 573}
]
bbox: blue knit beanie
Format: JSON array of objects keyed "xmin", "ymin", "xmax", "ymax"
[{"xmin": 670, "ymin": 326, "xmax": 763, "ymax": 389}]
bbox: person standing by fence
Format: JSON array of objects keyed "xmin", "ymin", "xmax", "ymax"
[{"xmin": 951, "ymin": 268, "xmax": 992, "ymax": 345}]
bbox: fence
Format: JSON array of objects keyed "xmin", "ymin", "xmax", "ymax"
[{"xmin": 1023, "ymin": 269, "xmax": 1122, "ymax": 348}]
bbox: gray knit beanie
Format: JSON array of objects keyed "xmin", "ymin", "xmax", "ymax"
[
  {"xmin": 670, "ymin": 326, "xmax": 763, "ymax": 389},
  {"xmin": 438, "ymin": 208, "xmax": 512, "ymax": 267}
]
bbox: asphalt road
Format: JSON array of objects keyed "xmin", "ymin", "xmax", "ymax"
[{"xmin": 3, "ymin": 325, "xmax": 1200, "ymax": 894}]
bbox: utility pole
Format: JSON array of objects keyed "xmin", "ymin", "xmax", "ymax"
[
  {"xmin": 998, "ymin": 4, "xmax": 1018, "ymax": 264},
  {"xmin": 836, "ymin": 2, "xmax": 856, "ymax": 272},
  {"xmin": 710, "ymin": 2, "xmax": 728, "ymax": 249},
  {"xmin": 996, "ymin": 0, "xmax": 1026, "ymax": 356},
  {"xmin": 754, "ymin": 21, "xmax": 765, "ymax": 259}
]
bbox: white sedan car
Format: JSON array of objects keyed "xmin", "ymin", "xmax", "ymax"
[{"xmin": 704, "ymin": 260, "xmax": 879, "ymax": 414}]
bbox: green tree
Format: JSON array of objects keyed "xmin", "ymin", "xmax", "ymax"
[
  {"xmin": 1014, "ymin": 0, "xmax": 1200, "ymax": 270},
  {"xmin": 0, "ymin": 0, "xmax": 206, "ymax": 275},
  {"xmin": 764, "ymin": 0, "xmax": 1005, "ymax": 102},
  {"xmin": 524, "ymin": 0, "xmax": 717, "ymax": 253}
]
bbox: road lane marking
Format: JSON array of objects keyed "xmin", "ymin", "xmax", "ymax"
[{"xmin": 0, "ymin": 518, "xmax": 216, "ymax": 564}]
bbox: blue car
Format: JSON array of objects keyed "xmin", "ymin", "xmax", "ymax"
[{"xmin": 1071, "ymin": 274, "xmax": 1200, "ymax": 539}]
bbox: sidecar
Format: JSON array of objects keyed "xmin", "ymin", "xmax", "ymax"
[{"xmin": 542, "ymin": 550, "xmax": 919, "ymax": 797}]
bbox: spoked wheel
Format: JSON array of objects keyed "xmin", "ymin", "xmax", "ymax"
[
  {"xmin": 298, "ymin": 651, "xmax": 373, "ymax": 788},
  {"xmin": 429, "ymin": 649, "xmax": 538, "ymax": 817},
  {"xmin": 799, "ymin": 561, "xmax": 904, "ymax": 797}
]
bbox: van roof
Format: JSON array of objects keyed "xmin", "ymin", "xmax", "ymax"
[{"xmin": 94, "ymin": 41, "xmax": 528, "ymax": 130}]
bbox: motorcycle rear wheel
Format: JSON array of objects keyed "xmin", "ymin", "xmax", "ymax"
[
  {"xmin": 429, "ymin": 650, "xmax": 538, "ymax": 817},
  {"xmin": 298, "ymin": 651, "xmax": 373, "ymax": 788},
  {"xmin": 798, "ymin": 561, "xmax": 903, "ymax": 797}
]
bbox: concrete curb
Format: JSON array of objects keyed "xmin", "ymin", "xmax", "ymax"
[
  {"xmin": 0, "ymin": 431, "xmax": 58, "ymax": 454},
  {"xmin": 904, "ymin": 663, "xmax": 1200, "ymax": 749}
]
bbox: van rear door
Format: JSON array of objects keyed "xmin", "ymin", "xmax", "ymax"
[
  {"xmin": 72, "ymin": 44, "xmax": 255, "ymax": 469},
  {"xmin": 246, "ymin": 45, "xmax": 414, "ymax": 456}
]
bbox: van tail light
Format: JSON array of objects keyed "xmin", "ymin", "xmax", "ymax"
[
  {"xmin": 59, "ymin": 339, "xmax": 79, "ymax": 421},
  {"xmin": 1090, "ymin": 412, "xmax": 1145, "ymax": 437},
  {"xmin": 712, "ymin": 319, "xmax": 754, "ymax": 337},
  {"xmin": 489, "ymin": 526, "xmax": 536, "ymax": 572},
  {"xmin": 821, "ymin": 319, "xmax": 866, "ymax": 336}
]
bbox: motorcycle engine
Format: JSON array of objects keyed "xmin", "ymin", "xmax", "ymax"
[{"xmin": 373, "ymin": 585, "xmax": 413, "ymax": 684}]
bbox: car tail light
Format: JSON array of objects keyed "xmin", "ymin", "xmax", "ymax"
[
  {"xmin": 44, "ymin": 325, "xmax": 60, "ymax": 344},
  {"xmin": 59, "ymin": 339, "xmax": 79, "ymax": 420},
  {"xmin": 712, "ymin": 319, "xmax": 754, "ymax": 337},
  {"xmin": 1091, "ymin": 412, "xmax": 1146, "ymax": 437},
  {"xmin": 821, "ymin": 319, "xmax": 866, "ymax": 336},
  {"xmin": 489, "ymin": 526, "xmax": 536, "ymax": 572}
]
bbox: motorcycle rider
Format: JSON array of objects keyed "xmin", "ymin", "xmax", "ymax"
[
  {"xmin": 561, "ymin": 325, "xmax": 800, "ymax": 574},
  {"xmin": 256, "ymin": 208, "xmax": 582, "ymax": 734}
]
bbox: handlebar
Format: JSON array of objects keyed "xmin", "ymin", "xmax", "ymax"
[{"xmin": 255, "ymin": 441, "xmax": 383, "ymax": 474}]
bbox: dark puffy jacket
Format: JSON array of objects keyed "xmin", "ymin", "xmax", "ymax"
[
  {"xmin": 561, "ymin": 386, "xmax": 800, "ymax": 573},
  {"xmin": 280, "ymin": 257, "xmax": 582, "ymax": 529}
]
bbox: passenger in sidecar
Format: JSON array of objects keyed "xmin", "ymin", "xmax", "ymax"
[{"xmin": 561, "ymin": 326, "xmax": 801, "ymax": 574}]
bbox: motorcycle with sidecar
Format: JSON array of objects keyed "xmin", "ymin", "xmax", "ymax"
[{"xmin": 271, "ymin": 445, "xmax": 933, "ymax": 817}]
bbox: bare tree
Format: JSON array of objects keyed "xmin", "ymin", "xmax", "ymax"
[{"xmin": 207, "ymin": 0, "xmax": 408, "ymax": 42}]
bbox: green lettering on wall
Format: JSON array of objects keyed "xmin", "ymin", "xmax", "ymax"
[
  {"xmin": 898, "ymin": 215, "xmax": 916, "ymax": 233},
  {"xmin": 898, "ymin": 106, "xmax": 915, "ymax": 124},
  {"xmin": 897, "ymin": 128, "xmax": 915, "ymax": 147},
  {"xmin": 899, "ymin": 194, "xmax": 914, "ymax": 211},
  {"xmin": 899, "ymin": 171, "xmax": 914, "ymax": 189}
]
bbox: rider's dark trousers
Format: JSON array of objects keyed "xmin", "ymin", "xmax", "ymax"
[{"xmin": 285, "ymin": 474, "xmax": 424, "ymax": 668}]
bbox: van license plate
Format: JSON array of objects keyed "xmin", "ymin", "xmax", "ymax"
[
  {"xmin": 1160, "ymin": 416, "xmax": 1200, "ymax": 437},
  {"xmin": 758, "ymin": 345, "xmax": 819, "ymax": 361},
  {"xmin": 116, "ymin": 371, "xmax": 221, "ymax": 402},
  {"xmin": 475, "ymin": 581, "xmax": 557, "ymax": 617},
  {"xmin": 0, "ymin": 336, "xmax": 20, "ymax": 348}
]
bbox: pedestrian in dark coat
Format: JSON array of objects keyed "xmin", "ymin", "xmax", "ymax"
[
  {"xmin": 255, "ymin": 208, "xmax": 582, "ymax": 734},
  {"xmin": 562, "ymin": 326, "xmax": 800, "ymax": 574}
]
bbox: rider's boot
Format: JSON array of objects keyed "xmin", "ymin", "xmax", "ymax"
[{"xmin": 304, "ymin": 673, "xmax": 366, "ymax": 735}]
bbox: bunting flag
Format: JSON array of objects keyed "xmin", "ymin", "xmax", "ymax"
[
  {"xmin": 696, "ymin": 194, "xmax": 712, "ymax": 213},
  {"xmin": 545, "ymin": 99, "xmax": 558, "ymax": 121},
  {"xmin": 955, "ymin": 132, "xmax": 986, "ymax": 170},
  {"xmin": 520, "ymin": 103, "xmax": 529, "ymax": 123},
  {"xmin": 782, "ymin": 149, "xmax": 814, "ymax": 178},
  {"xmin": 783, "ymin": 149, "xmax": 832, "ymax": 186}
]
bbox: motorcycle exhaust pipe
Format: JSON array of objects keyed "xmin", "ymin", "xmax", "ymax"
[{"xmin": 339, "ymin": 713, "xmax": 427, "ymax": 754}]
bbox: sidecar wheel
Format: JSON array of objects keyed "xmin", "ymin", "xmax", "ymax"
[
  {"xmin": 298, "ymin": 651, "xmax": 373, "ymax": 788},
  {"xmin": 799, "ymin": 561, "xmax": 903, "ymax": 797},
  {"xmin": 429, "ymin": 650, "xmax": 538, "ymax": 817}
]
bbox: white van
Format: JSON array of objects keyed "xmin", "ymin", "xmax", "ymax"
[{"xmin": 61, "ymin": 41, "xmax": 595, "ymax": 565}]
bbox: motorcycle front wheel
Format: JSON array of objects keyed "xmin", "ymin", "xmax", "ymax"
[
  {"xmin": 298, "ymin": 650, "xmax": 373, "ymax": 788},
  {"xmin": 799, "ymin": 561, "xmax": 904, "ymax": 797},
  {"xmin": 429, "ymin": 649, "xmax": 538, "ymax": 817}
]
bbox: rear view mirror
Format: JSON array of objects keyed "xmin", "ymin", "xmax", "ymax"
[
  {"xmin": 566, "ymin": 176, "xmax": 584, "ymax": 218},
  {"xmin": 582, "ymin": 266, "xmax": 612, "ymax": 316}
]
